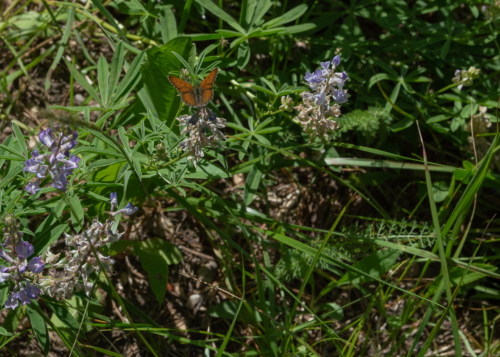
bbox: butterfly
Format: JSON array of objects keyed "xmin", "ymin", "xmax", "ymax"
[{"xmin": 168, "ymin": 68, "xmax": 219, "ymax": 108}]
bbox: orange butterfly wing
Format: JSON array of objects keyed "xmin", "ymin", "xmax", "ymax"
[
  {"xmin": 197, "ymin": 68, "xmax": 218, "ymax": 107},
  {"xmin": 168, "ymin": 68, "xmax": 219, "ymax": 108},
  {"xmin": 168, "ymin": 76, "xmax": 198, "ymax": 107},
  {"xmin": 168, "ymin": 76, "xmax": 193, "ymax": 93}
]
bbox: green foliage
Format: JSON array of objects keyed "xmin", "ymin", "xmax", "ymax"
[
  {"xmin": 2, "ymin": 0, "xmax": 500, "ymax": 356},
  {"xmin": 275, "ymin": 220, "xmax": 435, "ymax": 283},
  {"xmin": 335, "ymin": 106, "xmax": 393, "ymax": 144}
]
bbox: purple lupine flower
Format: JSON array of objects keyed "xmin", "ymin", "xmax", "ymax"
[
  {"xmin": 117, "ymin": 202, "xmax": 138, "ymax": 216},
  {"xmin": 18, "ymin": 261, "xmax": 27, "ymax": 274},
  {"xmin": 320, "ymin": 61, "xmax": 330, "ymax": 76},
  {"xmin": 23, "ymin": 151, "xmax": 48, "ymax": 179},
  {"xmin": 313, "ymin": 90, "xmax": 328, "ymax": 106},
  {"xmin": 110, "ymin": 192, "xmax": 118, "ymax": 210},
  {"xmin": 17, "ymin": 289, "xmax": 31, "ymax": 305},
  {"xmin": 332, "ymin": 55, "xmax": 341, "ymax": 67},
  {"xmin": 207, "ymin": 109, "xmax": 217, "ymax": 123},
  {"xmin": 320, "ymin": 61, "xmax": 330, "ymax": 70},
  {"xmin": 61, "ymin": 135, "xmax": 78, "ymax": 157},
  {"xmin": 25, "ymin": 282, "xmax": 41, "ymax": 299},
  {"xmin": 0, "ymin": 266, "xmax": 11, "ymax": 283},
  {"xmin": 329, "ymin": 73, "xmax": 348, "ymax": 89},
  {"xmin": 25, "ymin": 126, "xmax": 80, "ymax": 194},
  {"xmin": 48, "ymin": 150, "xmax": 66, "ymax": 167},
  {"xmin": 294, "ymin": 53, "xmax": 348, "ymax": 141},
  {"xmin": 332, "ymin": 89, "xmax": 348, "ymax": 104},
  {"xmin": 26, "ymin": 181, "xmax": 41, "ymax": 195},
  {"xmin": 39, "ymin": 129, "xmax": 55, "ymax": 148},
  {"xmin": 0, "ymin": 249, "xmax": 15, "ymax": 264},
  {"xmin": 50, "ymin": 168, "xmax": 69, "ymax": 191},
  {"xmin": 4, "ymin": 292, "xmax": 19, "ymax": 309},
  {"xmin": 27, "ymin": 257, "xmax": 45, "ymax": 274},
  {"xmin": 304, "ymin": 69, "xmax": 325, "ymax": 84},
  {"xmin": 187, "ymin": 111, "xmax": 200, "ymax": 125},
  {"xmin": 15, "ymin": 241, "xmax": 34, "ymax": 259},
  {"xmin": 61, "ymin": 155, "xmax": 81, "ymax": 175},
  {"xmin": 1, "ymin": 215, "xmax": 45, "ymax": 308}
]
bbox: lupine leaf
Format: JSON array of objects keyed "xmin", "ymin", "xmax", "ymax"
[
  {"xmin": 194, "ymin": 0, "xmax": 246, "ymax": 33},
  {"xmin": 27, "ymin": 303, "xmax": 50, "ymax": 354},
  {"xmin": 134, "ymin": 239, "xmax": 183, "ymax": 305}
]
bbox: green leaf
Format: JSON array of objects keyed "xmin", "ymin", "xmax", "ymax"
[
  {"xmin": 441, "ymin": 39, "xmax": 451, "ymax": 60},
  {"xmin": 117, "ymin": 126, "xmax": 131, "ymax": 154},
  {"xmin": 89, "ymin": 0, "xmax": 129, "ymax": 43},
  {"xmin": 281, "ymin": 23, "xmax": 316, "ymax": 34},
  {"xmin": 208, "ymin": 300, "xmax": 260, "ymax": 323},
  {"xmin": 107, "ymin": 42, "xmax": 125, "ymax": 104},
  {"xmin": 243, "ymin": 0, "xmax": 257, "ymax": 28},
  {"xmin": 80, "ymin": 345, "xmax": 123, "ymax": 357},
  {"xmin": 426, "ymin": 114, "xmax": 451, "ymax": 124},
  {"xmin": 0, "ymin": 143, "xmax": 26, "ymax": 160},
  {"xmin": 368, "ymin": 73, "xmax": 392, "ymax": 88},
  {"xmin": 160, "ymin": 5, "xmax": 177, "ymax": 44},
  {"xmin": 215, "ymin": 29, "xmax": 245, "ymax": 38},
  {"xmin": 251, "ymin": 85, "xmax": 276, "ymax": 96},
  {"xmin": 45, "ymin": 6, "xmax": 74, "ymax": 92},
  {"xmin": 249, "ymin": 0, "xmax": 272, "ymax": 28},
  {"xmin": 33, "ymin": 199, "xmax": 67, "ymax": 256},
  {"xmin": 432, "ymin": 181, "xmax": 449, "ymax": 203},
  {"xmin": 134, "ymin": 239, "xmax": 183, "ymax": 304},
  {"xmin": 112, "ymin": 50, "xmax": 145, "ymax": 104},
  {"xmin": 12, "ymin": 122, "xmax": 28, "ymax": 158},
  {"xmin": 194, "ymin": 0, "xmax": 246, "ymax": 33},
  {"xmin": 64, "ymin": 58, "xmax": 102, "ymax": 105},
  {"xmin": 390, "ymin": 117, "xmax": 413, "ymax": 132},
  {"xmin": 109, "ymin": 240, "xmax": 134, "ymax": 255},
  {"xmin": 84, "ymin": 128, "xmax": 123, "ymax": 153},
  {"xmin": 67, "ymin": 192, "xmax": 84, "ymax": 232},
  {"xmin": 141, "ymin": 37, "xmax": 192, "ymax": 132},
  {"xmin": 244, "ymin": 163, "xmax": 263, "ymax": 205},
  {"xmin": 0, "ymin": 327, "xmax": 12, "ymax": 336},
  {"xmin": 237, "ymin": 41, "xmax": 250, "ymax": 70},
  {"xmin": 97, "ymin": 56, "xmax": 109, "ymax": 106},
  {"xmin": 44, "ymin": 297, "xmax": 86, "ymax": 338},
  {"xmin": 259, "ymin": 77, "xmax": 276, "ymax": 94},
  {"xmin": 337, "ymin": 249, "xmax": 401, "ymax": 285},
  {"xmin": 27, "ymin": 303, "xmax": 50, "ymax": 354},
  {"xmin": 178, "ymin": 160, "xmax": 231, "ymax": 180},
  {"xmin": 264, "ymin": 4, "xmax": 308, "ymax": 28}
]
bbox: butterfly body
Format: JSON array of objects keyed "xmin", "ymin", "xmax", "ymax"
[{"xmin": 168, "ymin": 68, "xmax": 218, "ymax": 108}]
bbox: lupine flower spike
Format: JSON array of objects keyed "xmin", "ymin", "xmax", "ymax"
[
  {"xmin": 1, "ymin": 194, "xmax": 138, "ymax": 307},
  {"xmin": 293, "ymin": 55, "xmax": 349, "ymax": 141},
  {"xmin": 481, "ymin": 2, "xmax": 500, "ymax": 20},
  {"xmin": 451, "ymin": 67, "xmax": 480, "ymax": 90},
  {"xmin": 23, "ymin": 125, "xmax": 80, "ymax": 194},
  {"xmin": 177, "ymin": 106, "xmax": 226, "ymax": 163},
  {"xmin": 39, "ymin": 193, "xmax": 137, "ymax": 299},
  {"xmin": 0, "ymin": 214, "xmax": 45, "ymax": 309}
]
